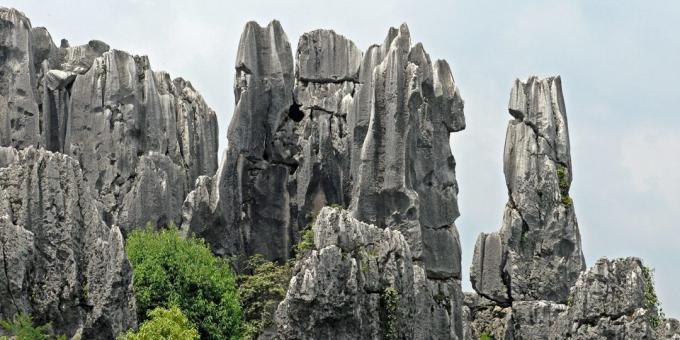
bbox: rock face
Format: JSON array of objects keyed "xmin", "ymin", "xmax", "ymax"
[
  {"xmin": 470, "ymin": 76, "xmax": 585, "ymax": 304},
  {"xmin": 558, "ymin": 257, "xmax": 660, "ymax": 339},
  {"xmin": 0, "ymin": 147, "xmax": 136, "ymax": 338},
  {"xmin": 0, "ymin": 7, "xmax": 218, "ymax": 233},
  {"xmin": 182, "ymin": 21, "xmax": 467, "ymax": 339},
  {"xmin": 465, "ymin": 257, "xmax": 674, "ymax": 340},
  {"xmin": 275, "ymin": 207, "xmax": 416, "ymax": 339}
]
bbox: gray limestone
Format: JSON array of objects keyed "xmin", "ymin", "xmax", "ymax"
[
  {"xmin": 2, "ymin": 6, "xmax": 677, "ymax": 339},
  {"xmin": 0, "ymin": 6, "xmax": 218, "ymax": 233},
  {"xmin": 0, "ymin": 147, "xmax": 136, "ymax": 338},
  {"xmin": 471, "ymin": 76, "xmax": 585, "ymax": 304},
  {"xmin": 470, "ymin": 232, "xmax": 509, "ymax": 304},
  {"xmin": 183, "ymin": 20, "xmax": 295, "ymax": 258},
  {"xmin": 275, "ymin": 207, "xmax": 418, "ymax": 340},
  {"xmin": 183, "ymin": 20, "xmax": 468, "ymax": 339},
  {"xmin": 464, "ymin": 257, "xmax": 676, "ymax": 340}
]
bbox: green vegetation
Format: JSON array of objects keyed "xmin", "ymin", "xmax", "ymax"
[
  {"xmin": 328, "ymin": 203, "xmax": 344, "ymax": 211},
  {"xmin": 294, "ymin": 224, "xmax": 315, "ymax": 259},
  {"xmin": 561, "ymin": 195, "xmax": 573, "ymax": 206},
  {"xmin": 118, "ymin": 306, "xmax": 199, "ymax": 340},
  {"xmin": 238, "ymin": 255, "xmax": 292, "ymax": 340},
  {"xmin": 557, "ymin": 165, "xmax": 569, "ymax": 191},
  {"xmin": 380, "ymin": 287, "xmax": 400, "ymax": 340},
  {"xmin": 557, "ymin": 165, "xmax": 573, "ymax": 206},
  {"xmin": 126, "ymin": 226, "xmax": 242, "ymax": 340},
  {"xmin": 641, "ymin": 264, "xmax": 664, "ymax": 328},
  {"xmin": 480, "ymin": 331, "xmax": 494, "ymax": 340},
  {"xmin": 0, "ymin": 313, "xmax": 66, "ymax": 340}
]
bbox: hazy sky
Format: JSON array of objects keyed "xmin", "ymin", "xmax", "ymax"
[{"xmin": 9, "ymin": 0, "xmax": 679, "ymax": 316}]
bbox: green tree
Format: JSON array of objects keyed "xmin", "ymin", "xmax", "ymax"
[
  {"xmin": 118, "ymin": 306, "xmax": 199, "ymax": 340},
  {"xmin": 238, "ymin": 255, "xmax": 292, "ymax": 339},
  {"xmin": 126, "ymin": 227, "xmax": 242, "ymax": 339}
]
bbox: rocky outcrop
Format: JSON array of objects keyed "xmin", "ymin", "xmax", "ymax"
[
  {"xmin": 275, "ymin": 207, "xmax": 417, "ymax": 339},
  {"xmin": 182, "ymin": 20, "xmax": 467, "ymax": 339},
  {"xmin": 465, "ymin": 257, "xmax": 678, "ymax": 340},
  {"xmin": 0, "ymin": 147, "xmax": 136, "ymax": 338},
  {"xmin": 0, "ymin": 7, "xmax": 218, "ymax": 233},
  {"xmin": 464, "ymin": 77, "xmax": 679, "ymax": 339},
  {"xmin": 470, "ymin": 76, "xmax": 585, "ymax": 304}
]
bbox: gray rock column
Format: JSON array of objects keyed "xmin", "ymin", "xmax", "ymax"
[
  {"xmin": 471, "ymin": 76, "xmax": 585, "ymax": 304},
  {"xmin": 0, "ymin": 8, "xmax": 41, "ymax": 148}
]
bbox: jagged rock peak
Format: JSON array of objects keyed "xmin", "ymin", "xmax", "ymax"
[
  {"xmin": 0, "ymin": 147, "xmax": 136, "ymax": 338},
  {"xmin": 471, "ymin": 75, "xmax": 584, "ymax": 304},
  {"xmin": 0, "ymin": 6, "xmax": 219, "ymax": 232},
  {"xmin": 180, "ymin": 20, "xmax": 467, "ymax": 339}
]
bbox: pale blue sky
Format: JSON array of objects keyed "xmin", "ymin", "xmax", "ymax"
[{"xmin": 9, "ymin": 0, "xmax": 679, "ymax": 316}]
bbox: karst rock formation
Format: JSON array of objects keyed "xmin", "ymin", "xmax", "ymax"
[
  {"xmin": 0, "ymin": 6, "xmax": 678, "ymax": 340},
  {"xmin": 462, "ymin": 77, "xmax": 678, "ymax": 340},
  {"xmin": 0, "ymin": 7, "xmax": 218, "ymax": 233}
]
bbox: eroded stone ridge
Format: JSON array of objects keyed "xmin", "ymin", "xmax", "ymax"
[
  {"xmin": 465, "ymin": 257, "xmax": 672, "ymax": 340},
  {"xmin": 0, "ymin": 7, "xmax": 218, "ymax": 232},
  {"xmin": 0, "ymin": 147, "xmax": 136, "ymax": 338},
  {"xmin": 181, "ymin": 20, "xmax": 467, "ymax": 339},
  {"xmin": 471, "ymin": 76, "xmax": 585, "ymax": 304},
  {"xmin": 275, "ymin": 207, "xmax": 417, "ymax": 339}
]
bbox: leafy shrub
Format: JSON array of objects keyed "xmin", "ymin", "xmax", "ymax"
[
  {"xmin": 380, "ymin": 287, "xmax": 400, "ymax": 340},
  {"xmin": 480, "ymin": 331, "xmax": 495, "ymax": 340},
  {"xmin": 0, "ymin": 312, "xmax": 66, "ymax": 340},
  {"xmin": 641, "ymin": 264, "xmax": 664, "ymax": 328},
  {"xmin": 294, "ymin": 228, "xmax": 315, "ymax": 257},
  {"xmin": 328, "ymin": 203, "xmax": 344, "ymax": 211},
  {"xmin": 126, "ymin": 227, "xmax": 242, "ymax": 339},
  {"xmin": 118, "ymin": 306, "xmax": 199, "ymax": 340},
  {"xmin": 238, "ymin": 255, "xmax": 292, "ymax": 339},
  {"xmin": 557, "ymin": 165, "xmax": 573, "ymax": 206}
]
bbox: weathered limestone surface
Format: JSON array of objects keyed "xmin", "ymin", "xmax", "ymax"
[
  {"xmin": 0, "ymin": 7, "xmax": 218, "ymax": 233},
  {"xmin": 556, "ymin": 257, "xmax": 662, "ymax": 339},
  {"xmin": 275, "ymin": 207, "xmax": 417, "ymax": 340},
  {"xmin": 0, "ymin": 147, "xmax": 136, "ymax": 338},
  {"xmin": 181, "ymin": 20, "xmax": 467, "ymax": 339},
  {"xmin": 464, "ymin": 256, "xmax": 677, "ymax": 340},
  {"xmin": 464, "ymin": 78, "xmax": 679, "ymax": 339},
  {"xmin": 183, "ymin": 20, "xmax": 295, "ymax": 258},
  {"xmin": 471, "ymin": 76, "xmax": 585, "ymax": 304},
  {"xmin": 3, "ymin": 7, "xmax": 677, "ymax": 340}
]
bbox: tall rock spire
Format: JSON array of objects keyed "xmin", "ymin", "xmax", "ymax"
[
  {"xmin": 470, "ymin": 76, "xmax": 585, "ymax": 304},
  {"xmin": 182, "ymin": 20, "xmax": 298, "ymax": 259},
  {"xmin": 271, "ymin": 23, "xmax": 467, "ymax": 339}
]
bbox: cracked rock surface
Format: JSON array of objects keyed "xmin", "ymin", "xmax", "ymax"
[
  {"xmin": 275, "ymin": 207, "xmax": 416, "ymax": 340},
  {"xmin": 0, "ymin": 7, "xmax": 218, "ymax": 233},
  {"xmin": 182, "ymin": 21, "xmax": 467, "ymax": 339},
  {"xmin": 464, "ymin": 77, "xmax": 679, "ymax": 340},
  {"xmin": 0, "ymin": 147, "xmax": 136, "ymax": 338},
  {"xmin": 470, "ymin": 76, "xmax": 585, "ymax": 304}
]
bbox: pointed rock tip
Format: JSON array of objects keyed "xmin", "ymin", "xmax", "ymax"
[
  {"xmin": 399, "ymin": 22, "xmax": 410, "ymax": 34},
  {"xmin": 243, "ymin": 19, "xmax": 285, "ymax": 32}
]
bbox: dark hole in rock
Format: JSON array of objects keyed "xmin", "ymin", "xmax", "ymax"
[{"xmin": 288, "ymin": 102, "xmax": 304, "ymax": 122}]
